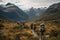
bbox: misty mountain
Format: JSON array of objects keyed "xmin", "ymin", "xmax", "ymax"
[
  {"xmin": 24, "ymin": 7, "xmax": 46, "ymax": 21},
  {"xmin": 42, "ymin": 2, "xmax": 60, "ymax": 21},
  {"xmin": 0, "ymin": 3, "xmax": 29, "ymax": 22}
]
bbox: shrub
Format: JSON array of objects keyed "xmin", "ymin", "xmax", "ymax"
[{"xmin": 0, "ymin": 24, "xmax": 4, "ymax": 30}]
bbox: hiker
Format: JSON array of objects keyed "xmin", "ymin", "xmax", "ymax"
[
  {"xmin": 30, "ymin": 23, "xmax": 34, "ymax": 29},
  {"xmin": 40, "ymin": 23, "xmax": 45, "ymax": 40},
  {"xmin": 40, "ymin": 23, "xmax": 45, "ymax": 35},
  {"xmin": 30, "ymin": 23, "xmax": 36, "ymax": 31}
]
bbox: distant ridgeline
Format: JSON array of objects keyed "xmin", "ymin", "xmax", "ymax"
[
  {"xmin": 0, "ymin": 3, "xmax": 29, "ymax": 23},
  {"xmin": 41, "ymin": 2, "xmax": 60, "ymax": 21}
]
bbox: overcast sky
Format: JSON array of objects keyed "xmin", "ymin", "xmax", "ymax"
[{"xmin": 0, "ymin": 0, "xmax": 60, "ymax": 10}]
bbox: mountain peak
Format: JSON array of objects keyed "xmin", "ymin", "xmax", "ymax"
[
  {"xmin": 42, "ymin": 2, "xmax": 60, "ymax": 21},
  {"xmin": 6, "ymin": 3, "xmax": 13, "ymax": 5},
  {"xmin": 0, "ymin": 3, "xmax": 29, "ymax": 22}
]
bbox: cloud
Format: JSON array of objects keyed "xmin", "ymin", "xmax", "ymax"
[
  {"xmin": 29, "ymin": 0, "xmax": 60, "ymax": 3},
  {"xmin": 1, "ymin": 0, "xmax": 60, "ymax": 10},
  {"xmin": 26, "ymin": 0, "xmax": 60, "ymax": 7},
  {"xmin": 0, "ymin": 0, "xmax": 3, "ymax": 2},
  {"xmin": 19, "ymin": 0, "xmax": 60, "ymax": 9}
]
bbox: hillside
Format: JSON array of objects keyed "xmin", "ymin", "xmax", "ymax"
[
  {"xmin": 0, "ymin": 3, "xmax": 29, "ymax": 22},
  {"xmin": 36, "ymin": 2, "xmax": 60, "ymax": 40},
  {"xmin": 0, "ymin": 18, "xmax": 40, "ymax": 40},
  {"xmin": 42, "ymin": 2, "xmax": 60, "ymax": 21}
]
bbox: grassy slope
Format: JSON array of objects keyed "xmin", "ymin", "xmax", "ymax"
[{"xmin": 0, "ymin": 19, "xmax": 39, "ymax": 40}]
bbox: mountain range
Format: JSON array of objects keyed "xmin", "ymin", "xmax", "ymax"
[
  {"xmin": 0, "ymin": 2, "xmax": 60, "ymax": 22},
  {"xmin": 24, "ymin": 7, "xmax": 47, "ymax": 21},
  {"xmin": 0, "ymin": 3, "xmax": 29, "ymax": 22},
  {"xmin": 41, "ymin": 2, "xmax": 60, "ymax": 21}
]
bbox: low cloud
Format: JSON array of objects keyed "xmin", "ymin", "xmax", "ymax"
[{"xmin": 0, "ymin": 0, "xmax": 60, "ymax": 10}]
